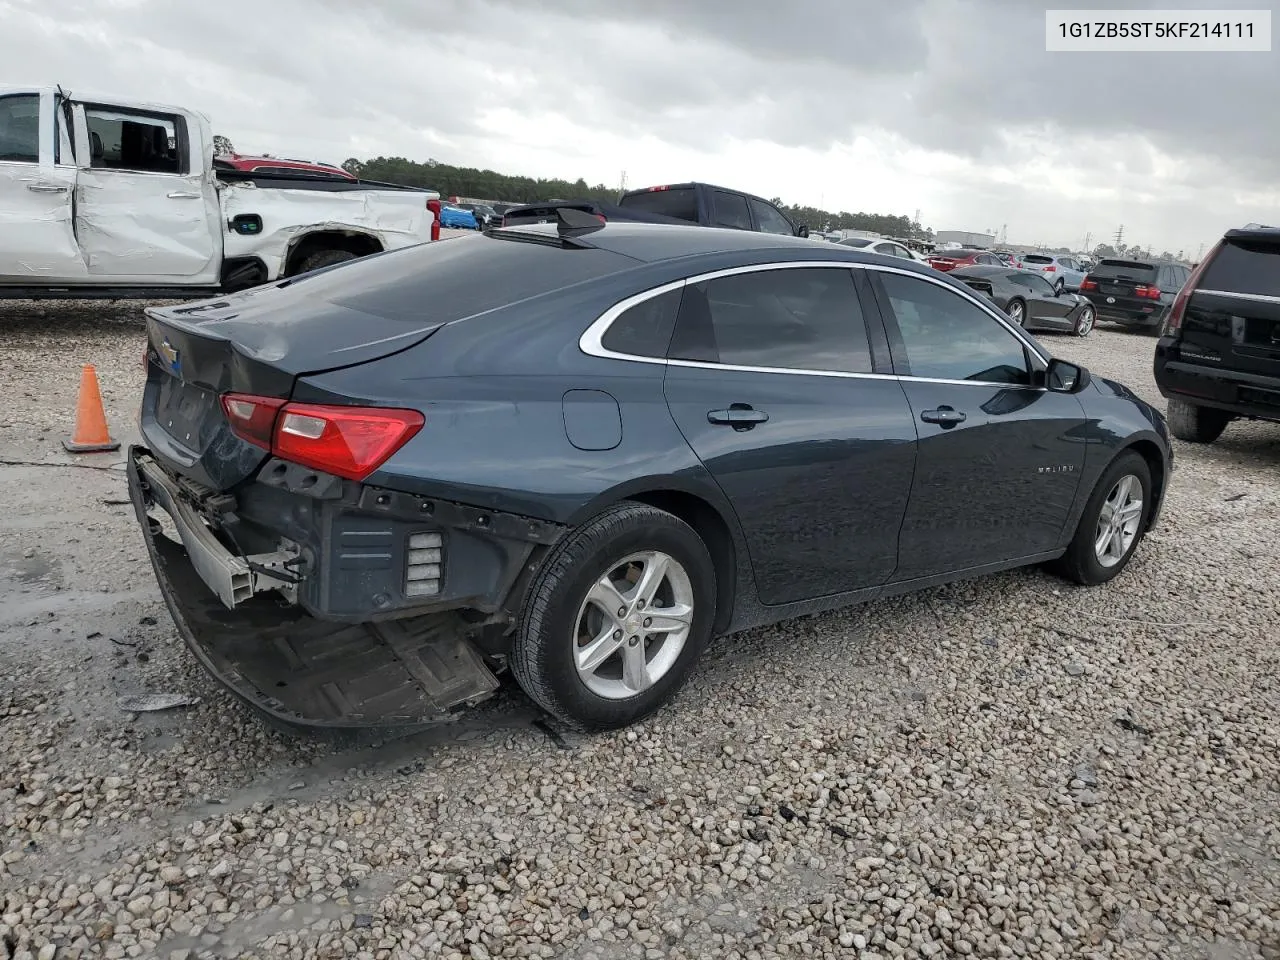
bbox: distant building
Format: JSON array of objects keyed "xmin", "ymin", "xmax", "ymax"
[{"xmin": 936, "ymin": 230, "xmax": 995, "ymax": 248}]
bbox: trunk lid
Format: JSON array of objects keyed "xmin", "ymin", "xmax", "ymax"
[
  {"xmin": 1088, "ymin": 259, "xmax": 1158, "ymax": 304},
  {"xmin": 1180, "ymin": 234, "xmax": 1280, "ymax": 376}
]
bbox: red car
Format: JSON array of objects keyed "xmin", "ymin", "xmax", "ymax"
[
  {"xmin": 213, "ymin": 154, "xmax": 356, "ymax": 180},
  {"xmin": 925, "ymin": 248, "xmax": 1004, "ymax": 272}
]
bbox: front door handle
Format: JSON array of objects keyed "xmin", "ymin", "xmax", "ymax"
[
  {"xmin": 920, "ymin": 406, "xmax": 967, "ymax": 428},
  {"xmin": 24, "ymin": 182, "xmax": 69, "ymax": 193},
  {"xmin": 707, "ymin": 404, "xmax": 769, "ymax": 430},
  {"xmin": 167, "ymin": 191, "xmax": 202, "ymax": 199}
]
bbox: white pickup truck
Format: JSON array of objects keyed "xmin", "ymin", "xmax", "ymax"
[{"xmin": 0, "ymin": 85, "xmax": 439, "ymax": 299}]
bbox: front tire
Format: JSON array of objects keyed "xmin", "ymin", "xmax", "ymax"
[
  {"xmin": 511, "ymin": 502, "xmax": 717, "ymax": 730},
  {"xmin": 1167, "ymin": 397, "xmax": 1231, "ymax": 443},
  {"xmin": 1051, "ymin": 451, "xmax": 1152, "ymax": 586}
]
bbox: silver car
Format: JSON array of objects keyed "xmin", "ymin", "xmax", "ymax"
[
  {"xmin": 1020, "ymin": 253, "xmax": 1087, "ymax": 293},
  {"xmin": 837, "ymin": 237, "xmax": 920, "ymax": 260}
]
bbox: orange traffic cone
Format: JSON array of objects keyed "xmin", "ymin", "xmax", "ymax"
[{"xmin": 63, "ymin": 364, "xmax": 120, "ymax": 453}]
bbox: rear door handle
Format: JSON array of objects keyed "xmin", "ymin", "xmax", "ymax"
[
  {"xmin": 167, "ymin": 191, "xmax": 202, "ymax": 199},
  {"xmin": 23, "ymin": 181, "xmax": 69, "ymax": 193},
  {"xmin": 707, "ymin": 405, "xmax": 769, "ymax": 430},
  {"xmin": 920, "ymin": 406, "xmax": 966, "ymax": 427}
]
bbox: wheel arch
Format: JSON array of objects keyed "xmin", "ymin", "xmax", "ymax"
[
  {"xmin": 1118, "ymin": 437, "xmax": 1168, "ymax": 531},
  {"xmin": 284, "ymin": 229, "xmax": 384, "ymax": 276},
  {"xmin": 568, "ymin": 479, "xmax": 742, "ymax": 636}
]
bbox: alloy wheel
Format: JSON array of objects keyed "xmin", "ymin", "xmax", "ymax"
[
  {"xmin": 1076, "ymin": 306, "xmax": 1095, "ymax": 336},
  {"xmin": 1008, "ymin": 301, "xmax": 1025, "ymax": 326},
  {"xmin": 1094, "ymin": 474, "xmax": 1143, "ymax": 568},
  {"xmin": 572, "ymin": 551, "xmax": 694, "ymax": 699}
]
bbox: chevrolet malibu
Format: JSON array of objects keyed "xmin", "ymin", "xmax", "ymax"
[{"xmin": 128, "ymin": 217, "xmax": 1173, "ymax": 732}]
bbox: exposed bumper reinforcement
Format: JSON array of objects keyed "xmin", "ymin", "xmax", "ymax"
[{"xmin": 127, "ymin": 446, "xmax": 500, "ymax": 729}]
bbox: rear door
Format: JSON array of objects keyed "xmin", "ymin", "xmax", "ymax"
[
  {"xmin": 867, "ymin": 269, "xmax": 1087, "ymax": 580},
  {"xmin": 70, "ymin": 101, "xmax": 221, "ymax": 282},
  {"xmin": 1183, "ymin": 235, "xmax": 1280, "ymax": 376},
  {"xmin": 663, "ymin": 264, "xmax": 917, "ymax": 605},
  {"xmin": 0, "ymin": 90, "xmax": 87, "ymax": 283},
  {"xmin": 748, "ymin": 197, "xmax": 797, "ymax": 236}
]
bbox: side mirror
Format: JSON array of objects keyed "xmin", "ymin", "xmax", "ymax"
[
  {"xmin": 1046, "ymin": 358, "xmax": 1091, "ymax": 394},
  {"xmin": 797, "ymin": 224, "xmax": 810, "ymax": 238}
]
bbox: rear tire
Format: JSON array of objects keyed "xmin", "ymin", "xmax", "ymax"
[
  {"xmin": 1054, "ymin": 278, "xmax": 1066, "ymax": 295},
  {"xmin": 1073, "ymin": 306, "xmax": 1095, "ymax": 337},
  {"xmin": 295, "ymin": 249, "xmax": 359, "ymax": 275},
  {"xmin": 1050, "ymin": 451, "xmax": 1152, "ymax": 586},
  {"xmin": 511, "ymin": 502, "xmax": 717, "ymax": 730},
  {"xmin": 1007, "ymin": 298, "xmax": 1027, "ymax": 327},
  {"xmin": 1167, "ymin": 397, "xmax": 1230, "ymax": 443}
]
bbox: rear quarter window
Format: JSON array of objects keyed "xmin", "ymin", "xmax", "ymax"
[
  {"xmin": 600, "ymin": 288, "xmax": 682, "ymax": 358},
  {"xmin": 1200, "ymin": 241, "xmax": 1280, "ymax": 298}
]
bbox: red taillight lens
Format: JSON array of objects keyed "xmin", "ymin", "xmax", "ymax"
[
  {"xmin": 1166, "ymin": 244, "xmax": 1220, "ymax": 332},
  {"xmin": 273, "ymin": 404, "xmax": 424, "ymax": 481},
  {"xmin": 1079, "ymin": 277, "xmax": 1097, "ymax": 291},
  {"xmin": 1043, "ymin": 265, "xmax": 1056, "ymax": 272},
  {"xmin": 221, "ymin": 393, "xmax": 285, "ymax": 450},
  {"xmin": 1134, "ymin": 285, "xmax": 1162, "ymax": 300},
  {"xmin": 220, "ymin": 395, "xmax": 422, "ymax": 480},
  {"xmin": 595, "ymin": 214, "xmax": 607, "ymax": 224}
]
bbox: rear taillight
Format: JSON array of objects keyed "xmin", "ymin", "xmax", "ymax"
[
  {"xmin": 1166, "ymin": 244, "xmax": 1220, "ymax": 333},
  {"xmin": 221, "ymin": 394, "xmax": 424, "ymax": 481},
  {"xmin": 221, "ymin": 394, "xmax": 285, "ymax": 450},
  {"xmin": 1135, "ymin": 285, "xmax": 1162, "ymax": 300},
  {"xmin": 1079, "ymin": 277, "xmax": 1098, "ymax": 291},
  {"xmin": 1043, "ymin": 265, "xmax": 1056, "ymax": 272},
  {"xmin": 426, "ymin": 199, "xmax": 442, "ymax": 242}
]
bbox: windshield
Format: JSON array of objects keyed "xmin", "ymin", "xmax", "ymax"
[{"xmin": 1021, "ymin": 254, "xmax": 1054, "ymax": 264}]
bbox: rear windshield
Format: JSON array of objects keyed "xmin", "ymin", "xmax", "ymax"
[
  {"xmin": 1199, "ymin": 239, "xmax": 1280, "ymax": 297},
  {"xmin": 1092, "ymin": 259, "xmax": 1156, "ymax": 278},
  {"xmin": 838, "ymin": 238, "xmax": 873, "ymax": 248},
  {"xmin": 1021, "ymin": 254, "xmax": 1054, "ymax": 264},
  {"xmin": 618, "ymin": 187, "xmax": 699, "ymax": 222}
]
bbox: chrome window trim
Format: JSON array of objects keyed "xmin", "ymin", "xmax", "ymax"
[
  {"xmin": 577, "ymin": 259, "xmax": 1050, "ymax": 388},
  {"xmin": 1197, "ymin": 288, "xmax": 1280, "ymax": 305}
]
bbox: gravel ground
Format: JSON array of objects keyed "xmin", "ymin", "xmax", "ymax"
[{"xmin": 1, "ymin": 301, "xmax": 1278, "ymax": 960}]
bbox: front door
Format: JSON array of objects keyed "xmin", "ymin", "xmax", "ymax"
[
  {"xmin": 869, "ymin": 270, "xmax": 1087, "ymax": 581},
  {"xmin": 0, "ymin": 91, "xmax": 87, "ymax": 283},
  {"xmin": 71, "ymin": 101, "xmax": 220, "ymax": 282},
  {"xmin": 1011, "ymin": 270, "xmax": 1075, "ymax": 329},
  {"xmin": 663, "ymin": 265, "xmax": 918, "ymax": 605}
]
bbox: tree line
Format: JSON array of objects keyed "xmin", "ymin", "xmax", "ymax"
[{"xmin": 340, "ymin": 156, "xmax": 930, "ymax": 238}]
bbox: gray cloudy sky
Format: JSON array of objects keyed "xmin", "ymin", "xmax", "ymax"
[{"xmin": 4, "ymin": 0, "xmax": 1277, "ymax": 253}]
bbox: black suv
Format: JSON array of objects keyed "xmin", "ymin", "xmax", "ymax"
[
  {"xmin": 1153, "ymin": 226, "xmax": 1280, "ymax": 442},
  {"xmin": 1080, "ymin": 258, "xmax": 1191, "ymax": 331}
]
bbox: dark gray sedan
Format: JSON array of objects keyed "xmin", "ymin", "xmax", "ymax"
[
  {"xmin": 127, "ymin": 220, "xmax": 1171, "ymax": 732},
  {"xmin": 950, "ymin": 264, "xmax": 1097, "ymax": 336}
]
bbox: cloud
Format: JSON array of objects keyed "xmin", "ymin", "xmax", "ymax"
[{"xmin": 2, "ymin": 0, "xmax": 1275, "ymax": 252}]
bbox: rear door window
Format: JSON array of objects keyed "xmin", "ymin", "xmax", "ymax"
[
  {"xmin": 84, "ymin": 105, "xmax": 185, "ymax": 174},
  {"xmin": 712, "ymin": 191, "xmax": 753, "ymax": 230},
  {"xmin": 668, "ymin": 267, "xmax": 873, "ymax": 373},
  {"xmin": 618, "ymin": 187, "xmax": 699, "ymax": 222},
  {"xmin": 1199, "ymin": 240, "xmax": 1280, "ymax": 297},
  {"xmin": 0, "ymin": 93, "xmax": 40, "ymax": 163}
]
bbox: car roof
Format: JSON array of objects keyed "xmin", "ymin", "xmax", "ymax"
[{"xmin": 490, "ymin": 221, "xmax": 945, "ymax": 273}]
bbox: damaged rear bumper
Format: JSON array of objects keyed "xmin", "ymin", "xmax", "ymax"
[{"xmin": 127, "ymin": 446, "xmax": 501, "ymax": 729}]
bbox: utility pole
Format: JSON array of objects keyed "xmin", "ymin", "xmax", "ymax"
[
  {"xmin": 1196, "ymin": 241, "xmax": 1206, "ymax": 261},
  {"xmin": 1001, "ymin": 224, "xmax": 1007, "ymax": 244},
  {"xmin": 619, "ymin": 170, "xmax": 628, "ymax": 194},
  {"xmin": 1083, "ymin": 231, "xmax": 1092, "ymax": 254},
  {"xmin": 1114, "ymin": 224, "xmax": 1124, "ymax": 249}
]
